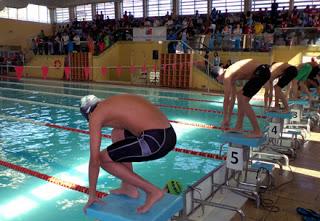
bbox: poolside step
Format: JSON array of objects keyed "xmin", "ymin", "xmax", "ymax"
[{"xmin": 87, "ymin": 190, "xmax": 183, "ymax": 221}]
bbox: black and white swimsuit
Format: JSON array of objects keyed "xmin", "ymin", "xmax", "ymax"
[{"xmin": 107, "ymin": 125, "xmax": 176, "ymax": 162}]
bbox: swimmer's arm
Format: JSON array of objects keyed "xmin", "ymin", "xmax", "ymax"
[{"xmin": 88, "ymin": 120, "xmax": 102, "ymax": 197}]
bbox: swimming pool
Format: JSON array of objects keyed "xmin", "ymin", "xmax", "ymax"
[{"xmin": 0, "ymin": 78, "xmax": 267, "ymax": 221}]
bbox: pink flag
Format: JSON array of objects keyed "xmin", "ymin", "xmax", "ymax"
[
  {"xmin": 15, "ymin": 66, "xmax": 24, "ymax": 80},
  {"xmin": 141, "ymin": 64, "xmax": 147, "ymax": 73},
  {"xmin": 84, "ymin": 67, "xmax": 90, "ymax": 80},
  {"xmin": 116, "ymin": 66, "xmax": 122, "ymax": 77},
  {"xmin": 101, "ymin": 66, "xmax": 107, "ymax": 77},
  {"xmin": 129, "ymin": 65, "xmax": 136, "ymax": 74},
  {"xmin": 153, "ymin": 64, "xmax": 157, "ymax": 73},
  {"xmin": 163, "ymin": 64, "xmax": 167, "ymax": 72},
  {"xmin": 64, "ymin": 66, "xmax": 71, "ymax": 80},
  {"xmin": 41, "ymin": 66, "xmax": 49, "ymax": 80}
]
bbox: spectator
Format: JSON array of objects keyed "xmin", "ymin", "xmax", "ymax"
[
  {"xmin": 73, "ymin": 33, "xmax": 81, "ymax": 52},
  {"xmin": 233, "ymin": 24, "xmax": 242, "ymax": 50},
  {"xmin": 31, "ymin": 39, "xmax": 38, "ymax": 55},
  {"xmin": 213, "ymin": 51, "xmax": 220, "ymax": 67}
]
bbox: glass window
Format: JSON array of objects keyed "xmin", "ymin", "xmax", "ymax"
[
  {"xmin": 56, "ymin": 8, "xmax": 69, "ymax": 23},
  {"xmin": 122, "ymin": 0, "xmax": 143, "ymax": 18},
  {"xmin": 8, "ymin": 8, "xmax": 17, "ymax": 19},
  {"xmin": 148, "ymin": 0, "xmax": 172, "ymax": 17},
  {"xmin": 96, "ymin": 2, "xmax": 115, "ymax": 19},
  {"xmin": 212, "ymin": 0, "xmax": 244, "ymax": 12},
  {"xmin": 293, "ymin": 0, "xmax": 320, "ymax": 9},
  {"xmin": 252, "ymin": 0, "xmax": 289, "ymax": 11},
  {"xmin": 75, "ymin": 4, "xmax": 92, "ymax": 21},
  {"xmin": 180, "ymin": 0, "xmax": 208, "ymax": 15},
  {"xmin": 0, "ymin": 4, "xmax": 50, "ymax": 23},
  {"xmin": 17, "ymin": 8, "xmax": 27, "ymax": 21},
  {"xmin": 0, "ymin": 8, "xmax": 9, "ymax": 18}
]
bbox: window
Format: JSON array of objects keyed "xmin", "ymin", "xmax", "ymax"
[
  {"xmin": 56, "ymin": 8, "xmax": 69, "ymax": 23},
  {"xmin": 293, "ymin": 0, "xmax": 320, "ymax": 9},
  {"xmin": 212, "ymin": 0, "xmax": 244, "ymax": 12},
  {"xmin": 180, "ymin": 0, "xmax": 207, "ymax": 15},
  {"xmin": 0, "ymin": 4, "xmax": 50, "ymax": 23},
  {"xmin": 75, "ymin": 4, "xmax": 92, "ymax": 21},
  {"xmin": 122, "ymin": 0, "xmax": 143, "ymax": 18},
  {"xmin": 96, "ymin": 2, "xmax": 115, "ymax": 19},
  {"xmin": 252, "ymin": 0, "xmax": 289, "ymax": 11},
  {"xmin": 148, "ymin": 0, "xmax": 172, "ymax": 17}
]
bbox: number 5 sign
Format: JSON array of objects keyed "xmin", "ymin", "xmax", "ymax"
[
  {"xmin": 268, "ymin": 123, "xmax": 281, "ymax": 138},
  {"xmin": 227, "ymin": 147, "xmax": 244, "ymax": 171}
]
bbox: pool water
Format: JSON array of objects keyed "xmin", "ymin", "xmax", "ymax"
[{"xmin": 0, "ymin": 79, "xmax": 267, "ymax": 221}]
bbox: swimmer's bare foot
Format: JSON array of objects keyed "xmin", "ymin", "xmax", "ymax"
[
  {"xmin": 137, "ymin": 189, "xmax": 165, "ymax": 214},
  {"xmin": 245, "ymin": 131, "xmax": 263, "ymax": 138},
  {"xmin": 110, "ymin": 186, "xmax": 139, "ymax": 198}
]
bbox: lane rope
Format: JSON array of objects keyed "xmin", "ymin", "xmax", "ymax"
[
  {"xmin": 0, "ymin": 159, "xmax": 108, "ymax": 198},
  {"xmin": 0, "ymin": 114, "xmax": 227, "ymax": 161},
  {"xmin": 0, "ymin": 87, "xmax": 266, "ymax": 119},
  {"xmin": 0, "ymin": 96, "xmax": 249, "ymax": 131}
]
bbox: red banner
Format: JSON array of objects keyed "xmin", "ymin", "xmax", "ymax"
[
  {"xmin": 116, "ymin": 66, "xmax": 122, "ymax": 77},
  {"xmin": 64, "ymin": 67, "xmax": 71, "ymax": 80},
  {"xmin": 41, "ymin": 66, "xmax": 49, "ymax": 80},
  {"xmin": 130, "ymin": 65, "xmax": 136, "ymax": 75},
  {"xmin": 101, "ymin": 66, "xmax": 107, "ymax": 77},
  {"xmin": 15, "ymin": 66, "xmax": 24, "ymax": 80},
  {"xmin": 84, "ymin": 67, "xmax": 90, "ymax": 80}
]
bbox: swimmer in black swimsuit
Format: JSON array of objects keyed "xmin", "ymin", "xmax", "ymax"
[
  {"xmin": 216, "ymin": 59, "xmax": 271, "ymax": 137},
  {"xmin": 80, "ymin": 94, "xmax": 176, "ymax": 214},
  {"xmin": 264, "ymin": 62, "xmax": 298, "ymax": 112}
]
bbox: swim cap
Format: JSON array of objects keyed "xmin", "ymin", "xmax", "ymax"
[
  {"xmin": 166, "ymin": 180, "xmax": 183, "ymax": 195},
  {"xmin": 80, "ymin": 95, "xmax": 101, "ymax": 121}
]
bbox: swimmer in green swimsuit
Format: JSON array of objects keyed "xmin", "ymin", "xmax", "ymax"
[{"xmin": 291, "ymin": 62, "xmax": 315, "ymax": 99}]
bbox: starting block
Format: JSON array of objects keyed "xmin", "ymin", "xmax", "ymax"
[
  {"xmin": 264, "ymin": 111, "xmax": 292, "ymax": 119},
  {"xmin": 219, "ymin": 132, "xmax": 266, "ymax": 147},
  {"xmin": 87, "ymin": 190, "xmax": 183, "ymax": 221}
]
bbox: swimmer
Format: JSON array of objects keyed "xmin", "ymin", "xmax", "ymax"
[
  {"xmin": 216, "ymin": 59, "xmax": 271, "ymax": 138},
  {"xmin": 81, "ymin": 94, "xmax": 176, "ymax": 214},
  {"xmin": 264, "ymin": 62, "xmax": 298, "ymax": 112}
]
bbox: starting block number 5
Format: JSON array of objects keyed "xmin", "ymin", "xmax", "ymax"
[
  {"xmin": 291, "ymin": 109, "xmax": 301, "ymax": 122},
  {"xmin": 268, "ymin": 123, "xmax": 281, "ymax": 138},
  {"xmin": 227, "ymin": 147, "xmax": 244, "ymax": 171}
]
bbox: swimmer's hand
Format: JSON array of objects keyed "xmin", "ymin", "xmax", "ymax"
[{"xmin": 83, "ymin": 195, "xmax": 105, "ymax": 214}]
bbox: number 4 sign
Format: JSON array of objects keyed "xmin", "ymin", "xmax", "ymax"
[
  {"xmin": 227, "ymin": 147, "xmax": 244, "ymax": 171},
  {"xmin": 268, "ymin": 123, "xmax": 281, "ymax": 138}
]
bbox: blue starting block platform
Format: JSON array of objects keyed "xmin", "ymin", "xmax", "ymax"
[
  {"xmin": 251, "ymin": 161, "xmax": 275, "ymax": 173},
  {"xmin": 265, "ymin": 111, "xmax": 292, "ymax": 119},
  {"xmin": 288, "ymin": 99, "xmax": 309, "ymax": 106},
  {"xmin": 87, "ymin": 190, "xmax": 183, "ymax": 221},
  {"xmin": 219, "ymin": 132, "xmax": 266, "ymax": 147}
]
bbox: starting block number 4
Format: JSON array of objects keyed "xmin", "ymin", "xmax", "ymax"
[
  {"xmin": 268, "ymin": 123, "xmax": 281, "ymax": 138},
  {"xmin": 227, "ymin": 147, "xmax": 244, "ymax": 171},
  {"xmin": 291, "ymin": 109, "xmax": 301, "ymax": 122}
]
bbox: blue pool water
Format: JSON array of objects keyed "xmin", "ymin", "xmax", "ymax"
[{"xmin": 0, "ymin": 79, "xmax": 267, "ymax": 221}]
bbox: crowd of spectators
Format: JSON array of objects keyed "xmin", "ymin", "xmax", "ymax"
[
  {"xmin": 0, "ymin": 51, "xmax": 24, "ymax": 74},
  {"xmin": 31, "ymin": 4, "xmax": 320, "ymax": 56}
]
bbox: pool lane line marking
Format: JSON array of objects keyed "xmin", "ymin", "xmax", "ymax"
[
  {"xmin": 0, "ymin": 159, "xmax": 108, "ymax": 198},
  {"xmin": 202, "ymin": 92, "xmax": 265, "ymax": 102},
  {"xmin": 0, "ymin": 80, "xmax": 265, "ymax": 108},
  {"xmin": 0, "ymin": 114, "xmax": 227, "ymax": 161},
  {"xmin": 0, "ymin": 96, "xmax": 253, "ymax": 131},
  {"xmin": 0, "ymin": 87, "xmax": 266, "ymax": 119}
]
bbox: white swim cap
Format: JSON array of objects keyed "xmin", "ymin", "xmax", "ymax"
[{"xmin": 80, "ymin": 95, "xmax": 101, "ymax": 121}]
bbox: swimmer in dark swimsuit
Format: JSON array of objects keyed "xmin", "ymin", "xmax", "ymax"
[
  {"xmin": 264, "ymin": 62, "xmax": 298, "ymax": 112},
  {"xmin": 216, "ymin": 59, "xmax": 271, "ymax": 137},
  {"xmin": 80, "ymin": 94, "xmax": 176, "ymax": 214}
]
